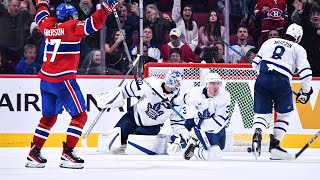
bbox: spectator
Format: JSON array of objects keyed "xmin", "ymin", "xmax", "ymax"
[
  {"xmin": 0, "ymin": 50, "xmax": 15, "ymax": 74},
  {"xmin": 0, "ymin": 0, "xmax": 35, "ymax": 64},
  {"xmin": 161, "ymin": 28, "xmax": 196, "ymax": 63},
  {"xmin": 78, "ymin": 49, "xmax": 122, "ymax": 75},
  {"xmin": 27, "ymin": 22, "xmax": 45, "ymax": 65},
  {"xmin": 254, "ymin": 0, "xmax": 288, "ymax": 40},
  {"xmin": 268, "ymin": 29, "xmax": 280, "ymax": 39},
  {"xmin": 15, "ymin": 44, "xmax": 41, "ymax": 74},
  {"xmin": 172, "ymin": 0, "xmax": 199, "ymax": 52},
  {"xmin": 201, "ymin": 42, "xmax": 225, "ymax": 63},
  {"xmin": 106, "ymin": 3, "xmax": 139, "ymax": 49},
  {"xmin": 105, "ymin": 30, "xmax": 127, "ymax": 74},
  {"xmin": 198, "ymin": 10, "xmax": 225, "ymax": 52},
  {"xmin": 20, "ymin": 0, "xmax": 36, "ymax": 15},
  {"xmin": 217, "ymin": 0, "xmax": 256, "ymax": 34},
  {"xmin": 227, "ymin": 26, "xmax": 255, "ymax": 63},
  {"xmin": 292, "ymin": 1, "xmax": 320, "ymax": 77},
  {"xmin": 169, "ymin": 48, "xmax": 183, "ymax": 63},
  {"xmin": 136, "ymin": 43, "xmax": 158, "ymax": 76},
  {"xmin": 130, "ymin": 26, "xmax": 162, "ymax": 62},
  {"xmin": 144, "ymin": 3, "xmax": 176, "ymax": 47}
]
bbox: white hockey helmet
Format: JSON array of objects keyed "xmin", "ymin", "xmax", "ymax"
[
  {"xmin": 205, "ymin": 72, "xmax": 222, "ymax": 83},
  {"xmin": 164, "ymin": 70, "xmax": 183, "ymax": 94},
  {"xmin": 285, "ymin": 23, "xmax": 303, "ymax": 43}
]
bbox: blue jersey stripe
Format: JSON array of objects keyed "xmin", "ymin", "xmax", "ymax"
[
  {"xmin": 46, "ymin": 43, "xmax": 80, "ymax": 53},
  {"xmin": 35, "ymin": 129, "xmax": 49, "ymax": 138},
  {"xmin": 35, "ymin": 10, "xmax": 49, "ymax": 24},
  {"xmin": 67, "ymin": 128, "xmax": 82, "ymax": 136},
  {"xmin": 85, "ymin": 18, "xmax": 96, "ymax": 34}
]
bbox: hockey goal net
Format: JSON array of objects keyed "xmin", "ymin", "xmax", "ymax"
[{"xmin": 144, "ymin": 63, "xmax": 274, "ymax": 152}]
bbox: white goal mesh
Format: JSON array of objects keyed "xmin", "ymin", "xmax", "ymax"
[{"xmin": 144, "ymin": 63, "xmax": 274, "ymax": 152}]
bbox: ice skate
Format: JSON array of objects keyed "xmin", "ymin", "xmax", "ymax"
[
  {"xmin": 252, "ymin": 128, "xmax": 262, "ymax": 160},
  {"xmin": 269, "ymin": 134, "xmax": 295, "ymax": 160},
  {"xmin": 183, "ymin": 137, "xmax": 198, "ymax": 160},
  {"xmin": 60, "ymin": 142, "xmax": 84, "ymax": 169},
  {"xmin": 25, "ymin": 142, "xmax": 47, "ymax": 168}
]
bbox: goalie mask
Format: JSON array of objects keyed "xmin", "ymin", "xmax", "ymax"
[
  {"xmin": 285, "ymin": 23, "xmax": 303, "ymax": 43},
  {"xmin": 56, "ymin": 3, "xmax": 78, "ymax": 21},
  {"xmin": 164, "ymin": 70, "xmax": 183, "ymax": 95}
]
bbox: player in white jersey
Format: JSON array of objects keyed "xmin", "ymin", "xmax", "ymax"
[
  {"xmin": 171, "ymin": 72, "xmax": 231, "ymax": 160},
  {"xmin": 251, "ymin": 23, "xmax": 313, "ymax": 159},
  {"xmin": 100, "ymin": 70, "xmax": 185, "ymax": 154}
]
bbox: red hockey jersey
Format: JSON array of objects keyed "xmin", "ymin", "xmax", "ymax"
[
  {"xmin": 35, "ymin": 6, "xmax": 108, "ymax": 82},
  {"xmin": 254, "ymin": 0, "xmax": 288, "ymax": 34}
]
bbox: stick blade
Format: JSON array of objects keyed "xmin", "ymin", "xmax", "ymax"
[
  {"xmin": 81, "ymin": 138, "xmax": 88, "ymax": 154},
  {"xmin": 270, "ymin": 149, "xmax": 296, "ymax": 160}
]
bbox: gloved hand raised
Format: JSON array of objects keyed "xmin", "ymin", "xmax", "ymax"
[
  {"xmin": 36, "ymin": 0, "xmax": 49, "ymax": 7},
  {"xmin": 102, "ymin": 0, "xmax": 119, "ymax": 14},
  {"xmin": 296, "ymin": 87, "xmax": 313, "ymax": 104}
]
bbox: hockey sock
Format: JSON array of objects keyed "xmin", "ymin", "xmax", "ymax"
[
  {"xmin": 33, "ymin": 115, "xmax": 58, "ymax": 149},
  {"xmin": 66, "ymin": 112, "xmax": 87, "ymax": 148}
]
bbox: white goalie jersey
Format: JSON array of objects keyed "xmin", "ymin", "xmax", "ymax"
[
  {"xmin": 122, "ymin": 77, "xmax": 184, "ymax": 126},
  {"xmin": 252, "ymin": 38, "xmax": 312, "ymax": 92}
]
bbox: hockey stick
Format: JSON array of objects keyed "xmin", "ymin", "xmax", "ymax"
[
  {"xmin": 81, "ymin": 55, "xmax": 140, "ymax": 152},
  {"xmin": 141, "ymin": 78, "xmax": 187, "ymax": 122},
  {"xmin": 295, "ymin": 130, "xmax": 320, "ymax": 159},
  {"xmin": 218, "ymin": 37, "xmax": 252, "ymax": 63}
]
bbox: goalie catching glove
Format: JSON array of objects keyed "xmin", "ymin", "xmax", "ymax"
[
  {"xmin": 296, "ymin": 87, "xmax": 313, "ymax": 104},
  {"xmin": 96, "ymin": 87, "xmax": 125, "ymax": 109}
]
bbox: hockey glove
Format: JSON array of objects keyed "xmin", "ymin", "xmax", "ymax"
[
  {"xmin": 167, "ymin": 134, "xmax": 187, "ymax": 155},
  {"xmin": 296, "ymin": 87, "xmax": 313, "ymax": 104},
  {"xmin": 184, "ymin": 118, "xmax": 196, "ymax": 131},
  {"xmin": 36, "ymin": 0, "xmax": 49, "ymax": 7},
  {"xmin": 102, "ymin": 0, "xmax": 119, "ymax": 14},
  {"xmin": 161, "ymin": 96, "xmax": 177, "ymax": 109}
]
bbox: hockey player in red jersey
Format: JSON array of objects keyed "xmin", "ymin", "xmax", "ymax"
[
  {"xmin": 254, "ymin": 0, "xmax": 288, "ymax": 40},
  {"xmin": 25, "ymin": 0, "xmax": 119, "ymax": 169}
]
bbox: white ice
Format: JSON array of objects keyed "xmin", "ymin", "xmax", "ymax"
[{"xmin": 0, "ymin": 148, "xmax": 319, "ymax": 180}]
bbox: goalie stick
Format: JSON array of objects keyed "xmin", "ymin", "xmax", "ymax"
[{"xmin": 81, "ymin": 54, "xmax": 141, "ymax": 152}]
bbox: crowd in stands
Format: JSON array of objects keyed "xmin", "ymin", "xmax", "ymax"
[{"xmin": 0, "ymin": 0, "xmax": 320, "ymax": 76}]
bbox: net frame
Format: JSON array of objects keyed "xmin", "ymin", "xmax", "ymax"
[{"xmin": 144, "ymin": 63, "xmax": 274, "ymax": 151}]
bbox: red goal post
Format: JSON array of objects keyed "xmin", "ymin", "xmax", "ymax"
[{"xmin": 144, "ymin": 63, "xmax": 273, "ymax": 151}]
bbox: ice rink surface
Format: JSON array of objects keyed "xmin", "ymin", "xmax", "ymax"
[{"xmin": 0, "ymin": 148, "xmax": 319, "ymax": 180}]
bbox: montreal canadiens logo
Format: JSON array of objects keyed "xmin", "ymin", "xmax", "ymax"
[{"xmin": 267, "ymin": 8, "xmax": 283, "ymax": 20}]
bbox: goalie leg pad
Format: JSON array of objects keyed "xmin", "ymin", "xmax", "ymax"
[
  {"xmin": 126, "ymin": 134, "xmax": 168, "ymax": 155},
  {"xmin": 98, "ymin": 127, "xmax": 124, "ymax": 154},
  {"xmin": 194, "ymin": 128, "xmax": 226, "ymax": 150}
]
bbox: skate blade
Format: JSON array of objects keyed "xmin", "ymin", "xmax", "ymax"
[
  {"xmin": 60, "ymin": 160, "xmax": 84, "ymax": 169},
  {"xmin": 252, "ymin": 142, "xmax": 260, "ymax": 160},
  {"xmin": 270, "ymin": 149, "xmax": 295, "ymax": 160},
  {"xmin": 25, "ymin": 160, "xmax": 45, "ymax": 168}
]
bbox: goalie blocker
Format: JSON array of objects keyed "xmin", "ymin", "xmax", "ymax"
[{"xmin": 98, "ymin": 127, "xmax": 168, "ymax": 155}]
